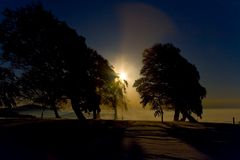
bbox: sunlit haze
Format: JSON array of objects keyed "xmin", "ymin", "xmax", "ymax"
[{"xmin": 0, "ymin": 0, "xmax": 240, "ymax": 121}]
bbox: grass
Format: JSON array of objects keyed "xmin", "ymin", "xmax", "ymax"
[{"xmin": 0, "ymin": 119, "xmax": 239, "ymax": 160}]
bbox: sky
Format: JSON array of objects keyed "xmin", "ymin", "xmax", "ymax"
[{"xmin": 0, "ymin": 0, "xmax": 240, "ymax": 110}]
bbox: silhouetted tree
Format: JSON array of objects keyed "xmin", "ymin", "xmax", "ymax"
[
  {"xmin": 133, "ymin": 43, "xmax": 206, "ymax": 122},
  {"xmin": 0, "ymin": 67, "xmax": 18, "ymax": 108},
  {"xmin": 100, "ymin": 77, "xmax": 128, "ymax": 120},
  {"xmin": 87, "ymin": 49, "xmax": 128, "ymax": 119},
  {"xmin": 0, "ymin": 3, "xmax": 127, "ymax": 120},
  {"xmin": 19, "ymin": 69, "xmax": 62, "ymax": 118},
  {"xmin": 0, "ymin": 3, "xmax": 77, "ymax": 118}
]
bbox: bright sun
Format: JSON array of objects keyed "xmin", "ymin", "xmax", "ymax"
[{"xmin": 119, "ymin": 71, "xmax": 127, "ymax": 81}]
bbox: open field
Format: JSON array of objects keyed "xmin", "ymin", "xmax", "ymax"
[{"xmin": 0, "ymin": 119, "xmax": 239, "ymax": 160}]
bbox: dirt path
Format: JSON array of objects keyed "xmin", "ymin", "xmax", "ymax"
[{"xmin": 121, "ymin": 122, "xmax": 209, "ymax": 160}]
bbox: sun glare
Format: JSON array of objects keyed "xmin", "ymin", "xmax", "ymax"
[{"xmin": 119, "ymin": 71, "xmax": 127, "ymax": 81}]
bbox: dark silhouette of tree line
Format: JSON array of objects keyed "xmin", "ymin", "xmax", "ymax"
[
  {"xmin": 0, "ymin": 4, "xmax": 127, "ymax": 120},
  {"xmin": 0, "ymin": 3, "xmax": 206, "ymax": 122}
]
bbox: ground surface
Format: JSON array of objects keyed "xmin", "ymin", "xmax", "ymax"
[{"xmin": 0, "ymin": 119, "xmax": 239, "ymax": 160}]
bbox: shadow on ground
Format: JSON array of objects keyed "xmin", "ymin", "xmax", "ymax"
[
  {"xmin": 0, "ymin": 120, "xmax": 131, "ymax": 160},
  {"xmin": 163, "ymin": 122, "xmax": 240, "ymax": 160},
  {"xmin": 1, "ymin": 120, "xmax": 240, "ymax": 160}
]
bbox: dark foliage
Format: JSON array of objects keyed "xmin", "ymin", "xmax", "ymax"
[
  {"xmin": 0, "ymin": 3, "xmax": 126, "ymax": 119},
  {"xmin": 133, "ymin": 43, "xmax": 206, "ymax": 122},
  {"xmin": 0, "ymin": 67, "xmax": 18, "ymax": 108}
]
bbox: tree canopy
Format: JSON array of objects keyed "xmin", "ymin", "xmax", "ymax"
[
  {"xmin": 133, "ymin": 43, "xmax": 206, "ymax": 122},
  {"xmin": 0, "ymin": 3, "xmax": 127, "ymax": 119}
]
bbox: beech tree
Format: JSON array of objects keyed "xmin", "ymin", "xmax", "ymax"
[{"xmin": 133, "ymin": 43, "xmax": 206, "ymax": 122}]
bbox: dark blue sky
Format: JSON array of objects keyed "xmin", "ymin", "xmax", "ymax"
[{"xmin": 1, "ymin": 0, "xmax": 240, "ymax": 108}]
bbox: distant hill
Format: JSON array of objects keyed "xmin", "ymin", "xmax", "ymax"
[
  {"xmin": 0, "ymin": 108, "xmax": 36, "ymax": 118},
  {"xmin": 14, "ymin": 104, "xmax": 47, "ymax": 111}
]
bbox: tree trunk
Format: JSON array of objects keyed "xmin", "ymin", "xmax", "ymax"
[
  {"xmin": 41, "ymin": 105, "xmax": 46, "ymax": 119},
  {"xmin": 50, "ymin": 100, "xmax": 61, "ymax": 118},
  {"xmin": 180, "ymin": 114, "xmax": 187, "ymax": 121},
  {"xmin": 92, "ymin": 110, "xmax": 100, "ymax": 119},
  {"xmin": 93, "ymin": 110, "xmax": 97, "ymax": 119},
  {"xmin": 161, "ymin": 112, "xmax": 164, "ymax": 122},
  {"xmin": 112, "ymin": 98, "xmax": 117, "ymax": 120},
  {"xmin": 96, "ymin": 110, "xmax": 100, "ymax": 119},
  {"xmin": 53, "ymin": 106, "xmax": 61, "ymax": 118},
  {"xmin": 114, "ymin": 106, "xmax": 117, "ymax": 120},
  {"xmin": 181, "ymin": 110, "xmax": 198, "ymax": 123},
  {"xmin": 174, "ymin": 108, "xmax": 180, "ymax": 121},
  {"xmin": 70, "ymin": 97, "xmax": 86, "ymax": 120}
]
